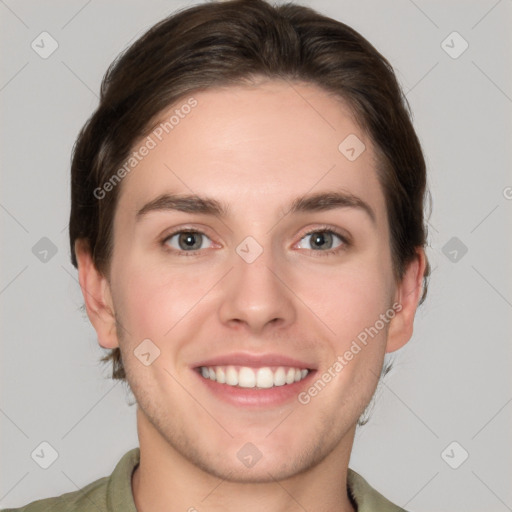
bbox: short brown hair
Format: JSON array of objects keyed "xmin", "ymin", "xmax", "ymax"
[{"xmin": 69, "ymin": 0, "xmax": 431, "ymax": 381}]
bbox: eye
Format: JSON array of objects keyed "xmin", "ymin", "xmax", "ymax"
[
  {"xmin": 163, "ymin": 230, "xmax": 213, "ymax": 253},
  {"xmin": 296, "ymin": 229, "xmax": 349, "ymax": 255}
]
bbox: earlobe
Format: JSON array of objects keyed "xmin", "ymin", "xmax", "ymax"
[
  {"xmin": 385, "ymin": 248, "xmax": 427, "ymax": 353},
  {"xmin": 74, "ymin": 239, "xmax": 119, "ymax": 349}
]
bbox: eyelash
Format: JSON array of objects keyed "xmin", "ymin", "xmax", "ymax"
[{"xmin": 161, "ymin": 226, "xmax": 351, "ymax": 258}]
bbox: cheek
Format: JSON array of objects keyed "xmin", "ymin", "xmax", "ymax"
[
  {"xmin": 311, "ymin": 266, "xmax": 392, "ymax": 404},
  {"xmin": 111, "ymin": 258, "xmax": 216, "ymax": 341},
  {"xmin": 303, "ymin": 258, "xmax": 393, "ymax": 345}
]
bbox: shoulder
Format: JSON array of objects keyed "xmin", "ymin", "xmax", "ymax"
[
  {"xmin": 1, "ymin": 448, "xmax": 140, "ymax": 512},
  {"xmin": 0, "ymin": 476, "xmax": 109, "ymax": 512},
  {"xmin": 347, "ymin": 468, "xmax": 409, "ymax": 512}
]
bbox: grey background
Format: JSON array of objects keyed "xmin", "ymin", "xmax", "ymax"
[{"xmin": 1, "ymin": 0, "xmax": 511, "ymax": 511}]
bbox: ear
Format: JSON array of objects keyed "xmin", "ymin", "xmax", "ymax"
[
  {"xmin": 74, "ymin": 239, "xmax": 119, "ymax": 349},
  {"xmin": 385, "ymin": 247, "xmax": 427, "ymax": 353}
]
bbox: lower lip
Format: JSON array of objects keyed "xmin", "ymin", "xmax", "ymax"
[{"xmin": 194, "ymin": 369, "xmax": 315, "ymax": 408}]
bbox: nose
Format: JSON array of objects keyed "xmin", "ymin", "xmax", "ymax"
[{"xmin": 218, "ymin": 245, "xmax": 296, "ymax": 335}]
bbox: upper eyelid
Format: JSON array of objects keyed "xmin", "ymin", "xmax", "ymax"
[
  {"xmin": 296, "ymin": 229, "xmax": 350, "ymax": 249},
  {"xmin": 300, "ymin": 226, "xmax": 349, "ymax": 239},
  {"xmin": 162, "ymin": 225, "xmax": 215, "ymax": 241},
  {"xmin": 163, "ymin": 229, "xmax": 215, "ymax": 246}
]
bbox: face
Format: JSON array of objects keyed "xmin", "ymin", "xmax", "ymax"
[{"xmin": 99, "ymin": 80, "xmax": 406, "ymax": 482}]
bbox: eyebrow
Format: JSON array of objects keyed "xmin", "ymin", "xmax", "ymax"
[{"xmin": 136, "ymin": 190, "xmax": 376, "ymax": 225}]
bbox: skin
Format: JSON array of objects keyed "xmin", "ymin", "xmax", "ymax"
[{"xmin": 76, "ymin": 79, "xmax": 426, "ymax": 512}]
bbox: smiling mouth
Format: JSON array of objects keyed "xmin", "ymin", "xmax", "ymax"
[{"xmin": 197, "ymin": 365, "xmax": 310, "ymax": 389}]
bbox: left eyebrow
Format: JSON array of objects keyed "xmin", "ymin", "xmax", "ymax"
[
  {"xmin": 136, "ymin": 190, "xmax": 376, "ymax": 225},
  {"xmin": 287, "ymin": 190, "xmax": 376, "ymax": 225}
]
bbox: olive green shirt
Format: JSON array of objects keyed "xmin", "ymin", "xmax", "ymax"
[{"xmin": 2, "ymin": 448, "xmax": 408, "ymax": 511}]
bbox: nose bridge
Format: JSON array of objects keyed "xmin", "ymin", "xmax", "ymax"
[{"xmin": 218, "ymin": 236, "xmax": 295, "ymax": 332}]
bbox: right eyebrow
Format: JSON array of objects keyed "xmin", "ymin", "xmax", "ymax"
[{"xmin": 136, "ymin": 194, "xmax": 229, "ymax": 220}]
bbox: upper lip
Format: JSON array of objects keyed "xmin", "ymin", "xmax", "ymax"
[{"xmin": 193, "ymin": 352, "xmax": 315, "ymax": 370}]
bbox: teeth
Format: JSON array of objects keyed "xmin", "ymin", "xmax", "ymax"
[
  {"xmin": 256, "ymin": 367, "xmax": 274, "ymax": 388},
  {"xmin": 198, "ymin": 365, "xmax": 310, "ymax": 389},
  {"xmin": 274, "ymin": 367, "xmax": 286, "ymax": 386},
  {"xmin": 216, "ymin": 366, "xmax": 226, "ymax": 384},
  {"xmin": 238, "ymin": 367, "xmax": 256, "ymax": 388},
  {"xmin": 226, "ymin": 366, "xmax": 238, "ymax": 386}
]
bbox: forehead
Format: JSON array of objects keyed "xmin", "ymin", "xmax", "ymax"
[{"xmin": 116, "ymin": 79, "xmax": 387, "ymax": 226}]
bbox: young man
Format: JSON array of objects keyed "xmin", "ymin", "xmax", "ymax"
[{"xmin": 3, "ymin": 0, "xmax": 430, "ymax": 510}]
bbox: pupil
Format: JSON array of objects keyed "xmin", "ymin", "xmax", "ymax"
[
  {"xmin": 313, "ymin": 232, "xmax": 331, "ymax": 249},
  {"xmin": 180, "ymin": 232, "xmax": 200, "ymax": 250}
]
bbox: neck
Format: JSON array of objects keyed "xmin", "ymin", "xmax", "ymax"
[{"xmin": 131, "ymin": 408, "xmax": 357, "ymax": 512}]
